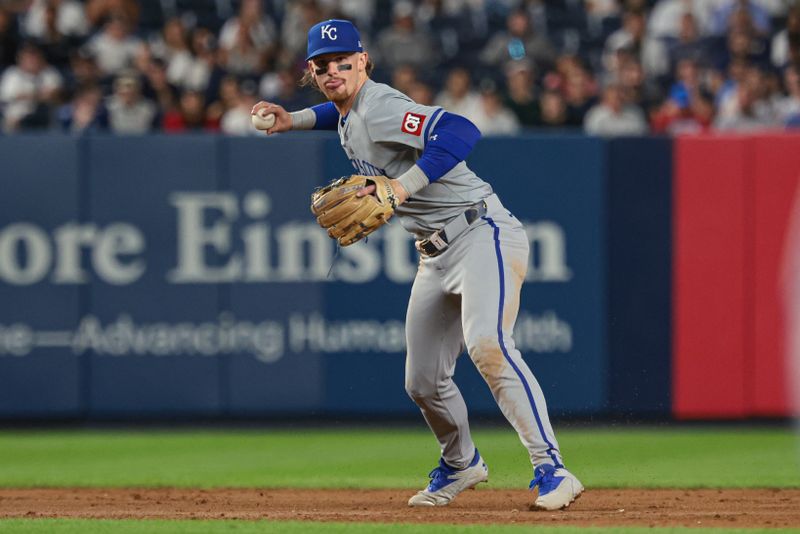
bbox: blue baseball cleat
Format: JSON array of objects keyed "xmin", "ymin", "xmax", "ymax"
[
  {"xmin": 529, "ymin": 463, "xmax": 584, "ymax": 510},
  {"xmin": 407, "ymin": 449, "xmax": 489, "ymax": 507}
]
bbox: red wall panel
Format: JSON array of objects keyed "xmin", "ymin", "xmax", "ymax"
[
  {"xmin": 673, "ymin": 137, "xmax": 751, "ymax": 418},
  {"xmin": 752, "ymin": 135, "xmax": 800, "ymax": 416}
]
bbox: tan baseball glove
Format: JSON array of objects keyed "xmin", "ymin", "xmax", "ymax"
[{"xmin": 311, "ymin": 174, "xmax": 398, "ymax": 246}]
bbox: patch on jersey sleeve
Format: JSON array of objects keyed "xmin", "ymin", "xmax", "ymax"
[{"xmin": 401, "ymin": 112, "xmax": 426, "ymax": 136}]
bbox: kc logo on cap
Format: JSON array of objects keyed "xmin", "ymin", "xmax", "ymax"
[
  {"xmin": 307, "ymin": 19, "xmax": 363, "ymax": 61},
  {"xmin": 321, "ymin": 24, "xmax": 337, "ymax": 40}
]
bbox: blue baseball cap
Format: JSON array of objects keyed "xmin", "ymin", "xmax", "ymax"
[{"xmin": 306, "ymin": 19, "xmax": 363, "ymax": 61}]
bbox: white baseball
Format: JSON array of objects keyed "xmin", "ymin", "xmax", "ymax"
[{"xmin": 251, "ymin": 109, "xmax": 276, "ymax": 130}]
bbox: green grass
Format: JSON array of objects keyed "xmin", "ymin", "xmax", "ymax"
[
  {"xmin": 0, "ymin": 520, "xmax": 797, "ymax": 534},
  {"xmin": 0, "ymin": 426, "xmax": 798, "ymax": 489}
]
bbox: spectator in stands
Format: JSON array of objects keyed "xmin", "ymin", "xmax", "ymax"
[
  {"xmin": 391, "ymin": 64, "xmax": 418, "ymax": 96},
  {"xmin": 336, "ymin": 0, "xmax": 376, "ymax": 33},
  {"xmin": 186, "ymin": 27, "xmax": 225, "ymax": 97},
  {"xmin": 416, "ymin": 0, "xmax": 489, "ymax": 64},
  {"xmin": 502, "ymin": 60, "xmax": 539, "ymax": 127},
  {"xmin": 561, "ymin": 59, "xmax": 599, "ymax": 126},
  {"xmin": 716, "ymin": 28, "xmax": 762, "ymax": 73},
  {"xmin": 140, "ymin": 56, "xmax": 179, "ymax": 115},
  {"xmin": 664, "ymin": 12, "xmax": 711, "ymax": 71},
  {"xmin": 62, "ymin": 49, "xmax": 102, "ymax": 96},
  {"xmin": 207, "ymin": 74, "xmax": 240, "ymax": 125},
  {"xmin": 708, "ymin": 0, "xmax": 772, "ymax": 37},
  {"xmin": 57, "ymin": 83, "xmax": 107, "ymax": 132},
  {"xmin": 1, "ymin": 0, "xmax": 796, "ymax": 136},
  {"xmin": 0, "ymin": 7, "xmax": 21, "ymax": 70},
  {"xmin": 148, "ymin": 17, "xmax": 193, "ymax": 90},
  {"xmin": 583, "ymin": 0, "xmax": 622, "ymax": 37},
  {"xmin": 163, "ymin": 89, "xmax": 217, "ymax": 132},
  {"xmin": 434, "ymin": 66, "xmax": 483, "ymax": 124},
  {"xmin": 647, "ymin": 0, "xmax": 713, "ymax": 39},
  {"xmin": 377, "ymin": 1, "xmax": 439, "ymax": 72},
  {"xmin": 37, "ymin": 0, "xmax": 85, "ymax": 69},
  {"xmin": 219, "ymin": 0, "xmax": 277, "ymax": 50},
  {"xmin": 218, "ymin": 0, "xmax": 277, "ymax": 74},
  {"xmin": 628, "ymin": 2, "xmax": 652, "ymax": 16},
  {"xmin": 759, "ymin": 0, "xmax": 791, "ymax": 18},
  {"xmin": 257, "ymin": 62, "xmax": 281, "ymax": 99},
  {"xmin": 83, "ymin": 13, "xmax": 142, "ymax": 77},
  {"xmin": 259, "ymin": 66, "xmax": 313, "ymax": 110},
  {"xmin": 714, "ymin": 64, "xmax": 778, "ymax": 131},
  {"xmin": 218, "ymin": 23, "xmax": 259, "ymax": 76},
  {"xmin": 536, "ymin": 89, "xmax": 571, "ymax": 129},
  {"xmin": 651, "ymin": 58, "xmax": 714, "ymax": 134},
  {"xmin": 715, "ymin": 7, "xmax": 770, "ymax": 70},
  {"xmin": 106, "ymin": 70, "xmax": 157, "ymax": 133},
  {"xmin": 220, "ymin": 79, "xmax": 260, "ymax": 135},
  {"xmin": 777, "ymin": 65, "xmax": 800, "ymax": 127},
  {"xmin": 407, "ymin": 80, "xmax": 434, "ymax": 105},
  {"xmin": 650, "ymin": 92, "xmax": 714, "ymax": 134},
  {"xmin": 714, "ymin": 56, "xmax": 749, "ymax": 110},
  {"xmin": 584, "ymin": 83, "xmax": 648, "ymax": 136},
  {"xmin": 543, "ymin": 54, "xmax": 578, "ymax": 92},
  {"xmin": 84, "ymin": 0, "xmax": 139, "ymax": 32},
  {"xmin": 217, "ymin": 0, "xmax": 276, "ymax": 78},
  {"xmin": 617, "ymin": 52, "xmax": 662, "ymax": 114},
  {"xmin": 279, "ymin": 0, "xmax": 326, "ymax": 65},
  {"xmin": 603, "ymin": 7, "xmax": 669, "ymax": 81},
  {"xmin": 762, "ymin": 65, "xmax": 785, "ymax": 111},
  {"xmin": 771, "ymin": 6, "xmax": 800, "ymax": 69},
  {"xmin": 669, "ymin": 58, "xmax": 704, "ymax": 103},
  {"xmin": 471, "ymin": 81, "xmax": 520, "ymax": 135},
  {"xmin": 480, "ymin": 8, "xmax": 556, "ymax": 71},
  {"xmin": 0, "ymin": 42, "xmax": 63, "ymax": 131},
  {"xmin": 22, "ymin": 0, "xmax": 87, "ymax": 41}
]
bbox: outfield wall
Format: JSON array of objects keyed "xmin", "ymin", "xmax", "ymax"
[
  {"xmin": 673, "ymin": 134, "xmax": 800, "ymax": 419},
  {"xmin": 0, "ymin": 133, "xmax": 793, "ymax": 420}
]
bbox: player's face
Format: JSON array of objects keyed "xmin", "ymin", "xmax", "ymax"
[{"xmin": 309, "ymin": 52, "xmax": 367, "ymax": 104}]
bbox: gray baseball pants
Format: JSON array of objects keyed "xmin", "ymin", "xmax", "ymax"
[{"xmin": 404, "ymin": 196, "xmax": 564, "ymax": 470}]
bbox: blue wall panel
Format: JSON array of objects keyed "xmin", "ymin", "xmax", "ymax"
[
  {"xmin": 223, "ymin": 136, "xmax": 328, "ymax": 414},
  {"xmin": 0, "ymin": 136, "xmax": 82, "ymax": 416},
  {"xmin": 84, "ymin": 135, "xmax": 222, "ymax": 415},
  {"xmin": 607, "ymin": 137, "xmax": 672, "ymax": 415},
  {"xmin": 0, "ymin": 134, "xmax": 671, "ymax": 419}
]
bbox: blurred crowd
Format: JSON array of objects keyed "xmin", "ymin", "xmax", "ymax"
[{"xmin": 0, "ymin": 0, "xmax": 799, "ymax": 136}]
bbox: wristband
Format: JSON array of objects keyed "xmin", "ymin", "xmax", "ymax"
[
  {"xmin": 396, "ymin": 164, "xmax": 430, "ymax": 197},
  {"xmin": 289, "ymin": 108, "xmax": 316, "ymax": 130}
]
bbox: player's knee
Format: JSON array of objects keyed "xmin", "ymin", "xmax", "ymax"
[
  {"xmin": 405, "ymin": 374, "xmax": 437, "ymax": 402},
  {"xmin": 468, "ymin": 336, "xmax": 507, "ymax": 381},
  {"xmin": 467, "ymin": 336, "xmax": 503, "ymax": 361}
]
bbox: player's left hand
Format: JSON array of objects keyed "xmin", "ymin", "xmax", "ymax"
[
  {"xmin": 311, "ymin": 175, "xmax": 399, "ymax": 246},
  {"xmin": 357, "ymin": 179, "xmax": 409, "ymax": 206}
]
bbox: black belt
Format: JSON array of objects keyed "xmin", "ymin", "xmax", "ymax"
[{"xmin": 417, "ymin": 200, "xmax": 489, "ymax": 257}]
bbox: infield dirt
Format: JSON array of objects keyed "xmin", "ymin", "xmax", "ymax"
[{"xmin": 1, "ymin": 488, "xmax": 799, "ymax": 528}]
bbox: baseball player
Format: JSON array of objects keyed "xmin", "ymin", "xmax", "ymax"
[{"xmin": 252, "ymin": 19, "xmax": 583, "ymax": 510}]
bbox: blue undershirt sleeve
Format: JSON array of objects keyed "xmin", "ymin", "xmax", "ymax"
[
  {"xmin": 415, "ymin": 112, "xmax": 481, "ymax": 182},
  {"xmin": 311, "ymin": 102, "xmax": 339, "ymax": 130}
]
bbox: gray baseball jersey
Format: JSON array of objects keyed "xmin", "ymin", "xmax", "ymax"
[
  {"xmin": 335, "ymin": 78, "xmax": 565, "ymax": 471},
  {"xmin": 338, "ymin": 79, "xmax": 492, "ymax": 235}
]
